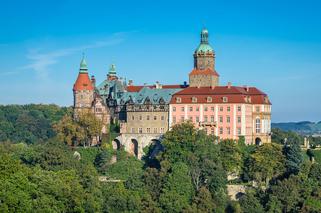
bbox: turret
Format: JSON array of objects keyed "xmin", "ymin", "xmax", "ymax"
[
  {"xmin": 107, "ymin": 64, "xmax": 118, "ymax": 81},
  {"xmin": 73, "ymin": 56, "xmax": 94, "ymax": 116}
]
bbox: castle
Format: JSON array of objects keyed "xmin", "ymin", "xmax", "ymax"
[{"xmin": 73, "ymin": 29, "xmax": 272, "ymax": 157}]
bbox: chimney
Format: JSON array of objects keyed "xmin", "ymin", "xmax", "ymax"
[
  {"xmin": 227, "ymin": 82, "xmax": 232, "ymax": 89},
  {"xmin": 155, "ymin": 81, "xmax": 162, "ymax": 89},
  {"xmin": 128, "ymin": 80, "xmax": 133, "ymax": 86},
  {"xmin": 211, "ymin": 85, "xmax": 215, "ymax": 90},
  {"xmin": 246, "ymin": 86, "xmax": 250, "ymax": 92},
  {"xmin": 91, "ymin": 75, "xmax": 96, "ymax": 87}
]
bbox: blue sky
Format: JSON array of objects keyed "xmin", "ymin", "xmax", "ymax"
[{"xmin": 0, "ymin": 0, "xmax": 321, "ymax": 122}]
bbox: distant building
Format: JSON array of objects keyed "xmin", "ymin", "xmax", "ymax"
[{"xmin": 73, "ymin": 28, "xmax": 271, "ymax": 155}]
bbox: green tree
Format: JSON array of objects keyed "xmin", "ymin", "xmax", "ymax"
[
  {"xmin": 239, "ymin": 191, "xmax": 264, "ymax": 213},
  {"xmin": 283, "ymin": 138, "xmax": 303, "ymax": 176}
]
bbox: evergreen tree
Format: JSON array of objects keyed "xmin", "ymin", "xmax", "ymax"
[{"xmin": 283, "ymin": 138, "xmax": 303, "ymax": 176}]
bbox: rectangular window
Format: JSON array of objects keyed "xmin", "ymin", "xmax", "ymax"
[
  {"xmin": 219, "ymin": 127, "xmax": 223, "ymax": 134},
  {"xmin": 237, "ymin": 128, "xmax": 241, "ymax": 135},
  {"xmin": 237, "ymin": 116, "xmax": 241, "ymax": 123},
  {"xmin": 220, "ymin": 106, "xmax": 223, "ymax": 112},
  {"xmin": 153, "ymin": 128, "xmax": 158, "ymax": 133},
  {"xmin": 238, "ymin": 106, "xmax": 241, "ymax": 112},
  {"xmin": 139, "ymin": 128, "xmax": 143, "ymax": 134},
  {"xmin": 227, "ymin": 127, "xmax": 231, "ymax": 135},
  {"xmin": 154, "ymin": 116, "xmax": 157, "ymax": 120},
  {"xmin": 256, "ymin": 118, "xmax": 261, "ymax": 133},
  {"xmin": 219, "ymin": 116, "xmax": 223, "ymax": 123},
  {"xmin": 204, "ymin": 107, "xmax": 208, "ymax": 112},
  {"xmin": 147, "ymin": 115, "xmax": 150, "ymax": 120},
  {"xmin": 147, "ymin": 128, "xmax": 151, "ymax": 133},
  {"xmin": 196, "ymin": 107, "xmax": 199, "ymax": 112},
  {"xmin": 173, "ymin": 116, "xmax": 176, "ymax": 124},
  {"xmin": 139, "ymin": 115, "xmax": 142, "ymax": 120},
  {"xmin": 181, "ymin": 107, "xmax": 185, "ymax": 112},
  {"xmin": 256, "ymin": 106, "xmax": 260, "ymax": 112},
  {"xmin": 160, "ymin": 128, "xmax": 165, "ymax": 133},
  {"xmin": 227, "ymin": 116, "xmax": 230, "ymax": 123},
  {"xmin": 131, "ymin": 128, "xmax": 135, "ymax": 133},
  {"xmin": 227, "ymin": 106, "xmax": 230, "ymax": 112},
  {"xmin": 181, "ymin": 116, "xmax": 184, "ymax": 122},
  {"xmin": 204, "ymin": 116, "xmax": 208, "ymax": 122},
  {"xmin": 211, "ymin": 116, "xmax": 214, "ymax": 122},
  {"xmin": 196, "ymin": 116, "xmax": 199, "ymax": 122},
  {"xmin": 161, "ymin": 116, "xmax": 165, "ymax": 121},
  {"xmin": 173, "ymin": 107, "xmax": 176, "ymax": 112},
  {"xmin": 132, "ymin": 116, "xmax": 135, "ymax": 120},
  {"xmin": 211, "ymin": 107, "xmax": 215, "ymax": 112},
  {"xmin": 189, "ymin": 106, "xmax": 193, "ymax": 112},
  {"xmin": 211, "ymin": 128, "xmax": 215, "ymax": 135}
]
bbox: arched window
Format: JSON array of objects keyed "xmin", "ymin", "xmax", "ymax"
[{"xmin": 255, "ymin": 118, "xmax": 261, "ymax": 133}]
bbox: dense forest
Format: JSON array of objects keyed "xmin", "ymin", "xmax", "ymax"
[{"xmin": 0, "ymin": 104, "xmax": 321, "ymax": 212}]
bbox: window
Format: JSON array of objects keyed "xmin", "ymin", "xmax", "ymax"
[
  {"xmin": 176, "ymin": 97, "xmax": 181, "ymax": 103},
  {"xmin": 238, "ymin": 106, "xmax": 241, "ymax": 112},
  {"xmin": 181, "ymin": 107, "xmax": 185, "ymax": 112},
  {"xmin": 196, "ymin": 107, "xmax": 199, "ymax": 112},
  {"xmin": 204, "ymin": 106, "xmax": 208, "ymax": 112},
  {"xmin": 181, "ymin": 116, "xmax": 184, "ymax": 122},
  {"xmin": 96, "ymin": 108, "xmax": 102, "ymax": 112},
  {"xmin": 227, "ymin": 116, "xmax": 230, "ymax": 123},
  {"xmin": 204, "ymin": 116, "xmax": 208, "ymax": 122},
  {"xmin": 219, "ymin": 106, "xmax": 223, "ymax": 112},
  {"xmin": 147, "ymin": 115, "xmax": 150, "ymax": 120},
  {"xmin": 237, "ymin": 116, "xmax": 241, "ymax": 123},
  {"xmin": 173, "ymin": 116, "xmax": 176, "ymax": 124},
  {"xmin": 154, "ymin": 116, "xmax": 157, "ymax": 120},
  {"xmin": 160, "ymin": 128, "xmax": 165, "ymax": 133},
  {"xmin": 227, "ymin": 106, "xmax": 230, "ymax": 112},
  {"xmin": 147, "ymin": 128, "xmax": 151, "ymax": 133},
  {"xmin": 139, "ymin": 128, "xmax": 143, "ymax": 133},
  {"xmin": 153, "ymin": 128, "xmax": 158, "ymax": 133},
  {"xmin": 161, "ymin": 116, "xmax": 165, "ymax": 121},
  {"xmin": 211, "ymin": 107, "xmax": 215, "ymax": 112},
  {"xmin": 192, "ymin": 97, "xmax": 197, "ymax": 103},
  {"xmin": 219, "ymin": 116, "xmax": 223, "ymax": 123},
  {"xmin": 219, "ymin": 127, "xmax": 223, "ymax": 134},
  {"xmin": 237, "ymin": 128, "xmax": 241, "ymax": 135},
  {"xmin": 173, "ymin": 107, "xmax": 176, "ymax": 112},
  {"xmin": 207, "ymin": 97, "xmax": 212, "ymax": 102},
  {"xmin": 223, "ymin": 97, "xmax": 228, "ymax": 103},
  {"xmin": 211, "ymin": 116, "xmax": 214, "ymax": 122},
  {"xmin": 132, "ymin": 116, "xmax": 135, "ymax": 120},
  {"xmin": 256, "ymin": 118, "xmax": 261, "ymax": 133},
  {"xmin": 227, "ymin": 127, "xmax": 231, "ymax": 135},
  {"xmin": 131, "ymin": 128, "xmax": 135, "ymax": 133},
  {"xmin": 189, "ymin": 106, "xmax": 193, "ymax": 112},
  {"xmin": 256, "ymin": 106, "xmax": 260, "ymax": 112},
  {"xmin": 139, "ymin": 115, "xmax": 142, "ymax": 120},
  {"xmin": 196, "ymin": 116, "xmax": 199, "ymax": 122},
  {"xmin": 211, "ymin": 128, "xmax": 215, "ymax": 135}
]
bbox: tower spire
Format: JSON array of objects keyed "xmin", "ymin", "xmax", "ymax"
[{"xmin": 79, "ymin": 54, "xmax": 88, "ymax": 73}]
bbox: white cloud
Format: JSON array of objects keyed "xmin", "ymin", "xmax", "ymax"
[{"xmin": 20, "ymin": 33, "xmax": 125, "ymax": 79}]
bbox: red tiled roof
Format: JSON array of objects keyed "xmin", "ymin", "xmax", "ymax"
[
  {"xmin": 189, "ymin": 68, "xmax": 220, "ymax": 76},
  {"xmin": 73, "ymin": 73, "xmax": 94, "ymax": 91},
  {"xmin": 171, "ymin": 86, "xmax": 271, "ymax": 105}
]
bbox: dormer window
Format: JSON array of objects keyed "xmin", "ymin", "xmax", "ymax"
[
  {"xmin": 192, "ymin": 97, "xmax": 197, "ymax": 103},
  {"xmin": 176, "ymin": 97, "xmax": 181, "ymax": 103},
  {"xmin": 207, "ymin": 96, "xmax": 212, "ymax": 102},
  {"xmin": 222, "ymin": 97, "xmax": 228, "ymax": 103}
]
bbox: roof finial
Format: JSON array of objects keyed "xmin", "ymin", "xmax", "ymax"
[{"xmin": 201, "ymin": 28, "xmax": 209, "ymax": 44}]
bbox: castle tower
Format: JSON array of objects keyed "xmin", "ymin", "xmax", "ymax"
[
  {"xmin": 107, "ymin": 64, "xmax": 118, "ymax": 81},
  {"xmin": 73, "ymin": 56, "xmax": 94, "ymax": 117},
  {"xmin": 189, "ymin": 28, "xmax": 220, "ymax": 87}
]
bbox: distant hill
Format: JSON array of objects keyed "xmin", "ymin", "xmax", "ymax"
[{"xmin": 272, "ymin": 121, "xmax": 321, "ymax": 135}]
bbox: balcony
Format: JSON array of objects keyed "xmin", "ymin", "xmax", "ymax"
[{"xmin": 199, "ymin": 121, "xmax": 217, "ymax": 127}]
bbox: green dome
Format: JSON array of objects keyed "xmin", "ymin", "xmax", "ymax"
[{"xmin": 195, "ymin": 28, "xmax": 214, "ymax": 53}]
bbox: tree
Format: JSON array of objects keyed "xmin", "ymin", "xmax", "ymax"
[
  {"xmin": 219, "ymin": 139, "xmax": 242, "ymax": 173},
  {"xmin": 247, "ymin": 144, "xmax": 285, "ymax": 187},
  {"xmin": 77, "ymin": 111, "xmax": 103, "ymax": 146},
  {"xmin": 283, "ymin": 138, "xmax": 303, "ymax": 176},
  {"xmin": 53, "ymin": 115, "xmax": 85, "ymax": 146},
  {"xmin": 239, "ymin": 191, "xmax": 264, "ymax": 213}
]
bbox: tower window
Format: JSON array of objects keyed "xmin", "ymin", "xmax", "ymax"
[{"xmin": 256, "ymin": 118, "xmax": 261, "ymax": 133}]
